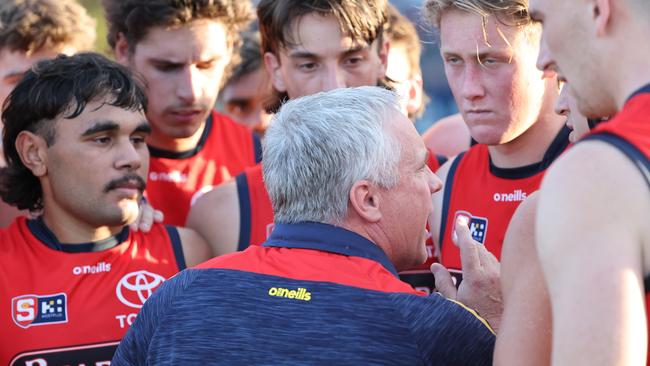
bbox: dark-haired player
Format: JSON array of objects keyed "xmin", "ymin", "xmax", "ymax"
[
  {"xmin": 0, "ymin": 0, "xmax": 96, "ymax": 227},
  {"xmin": 0, "ymin": 53, "xmax": 211, "ymax": 365},
  {"xmin": 103, "ymin": 0, "xmax": 262, "ymax": 225}
]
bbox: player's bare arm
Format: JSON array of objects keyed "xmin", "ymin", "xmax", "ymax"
[
  {"xmin": 494, "ymin": 192, "xmax": 551, "ymax": 365},
  {"xmin": 177, "ymin": 227, "xmax": 213, "ymax": 267},
  {"xmin": 537, "ymin": 142, "xmax": 650, "ymax": 366}
]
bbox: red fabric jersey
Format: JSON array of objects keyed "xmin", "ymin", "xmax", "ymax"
[
  {"xmin": 0, "ymin": 218, "xmax": 185, "ymax": 365},
  {"xmin": 237, "ymin": 164, "xmax": 274, "ymax": 249},
  {"xmin": 146, "ymin": 111, "xmax": 261, "ymax": 226},
  {"xmin": 586, "ymin": 88, "xmax": 650, "ymax": 364},
  {"xmin": 589, "ymin": 91, "xmax": 650, "ymax": 161},
  {"xmin": 437, "ymin": 127, "xmax": 570, "ymax": 285}
]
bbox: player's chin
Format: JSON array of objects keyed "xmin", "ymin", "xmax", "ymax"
[
  {"xmin": 168, "ymin": 124, "xmax": 204, "ymax": 139},
  {"xmin": 467, "ymin": 124, "xmax": 508, "ymax": 145},
  {"xmin": 165, "ymin": 111, "xmax": 209, "ymax": 134}
]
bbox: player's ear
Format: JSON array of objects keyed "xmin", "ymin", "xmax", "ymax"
[
  {"xmin": 591, "ymin": 0, "xmax": 611, "ymax": 37},
  {"xmin": 264, "ymin": 52, "xmax": 287, "ymax": 93},
  {"xmin": 406, "ymin": 74, "xmax": 424, "ymax": 117},
  {"xmin": 114, "ymin": 32, "xmax": 131, "ymax": 66},
  {"xmin": 377, "ymin": 38, "xmax": 390, "ymax": 80},
  {"xmin": 15, "ymin": 131, "xmax": 48, "ymax": 177}
]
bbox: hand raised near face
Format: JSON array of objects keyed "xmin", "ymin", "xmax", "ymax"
[{"xmin": 431, "ymin": 215, "xmax": 503, "ymax": 333}]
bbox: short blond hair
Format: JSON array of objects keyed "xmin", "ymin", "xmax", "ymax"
[
  {"xmin": 424, "ymin": 0, "xmax": 530, "ymax": 29},
  {"xmin": 0, "ymin": 0, "xmax": 96, "ymax": 54}
]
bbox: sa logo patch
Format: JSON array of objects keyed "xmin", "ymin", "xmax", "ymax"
[
  {"xmin": 453, "ymin": 211, "xmax": 488, "ymax": 244},
  {"xmin": 12, "ymin": 293, "xmax": 68, "ymax": 329}
]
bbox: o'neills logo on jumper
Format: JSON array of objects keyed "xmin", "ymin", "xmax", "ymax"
[
  {"xmin": 493, "ymin": 189, "xmax": 528, "ymax": 202},
  {"xmin": 148, "ymin": 170, "xmax": 187, "ymax": 183},
  {"xmin": 268, "ymin": 287, "xmax": 311, "ymax": 301},
  {"xmin": 72, "ymin": 261, "xmax": 111, "ymax": 275}
]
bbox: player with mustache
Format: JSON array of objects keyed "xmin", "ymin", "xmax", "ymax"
[{"xmin": 0, "ymin": 53, "xmax": 210, "ymax": 365}]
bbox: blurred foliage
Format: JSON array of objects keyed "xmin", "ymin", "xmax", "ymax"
[{"xmin": 77, "ymin": 0, "xmax": 110, "ymax": 55}]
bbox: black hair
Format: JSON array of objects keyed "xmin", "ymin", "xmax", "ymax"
[{"xmin": 0, "ymin": 52, "xmax": 148, "ymax": 211}]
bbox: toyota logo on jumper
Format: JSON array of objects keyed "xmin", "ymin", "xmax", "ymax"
[{"xmin": 116, "ymin": 270, "xmax": 165, "ymax": 309}]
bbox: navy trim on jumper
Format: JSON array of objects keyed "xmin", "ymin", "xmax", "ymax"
[
  {"xmin": 148, "ymin": 114, "xmax": 213, "ymax": 159},
  {"xmin": 581, "ymin": 132, "xmax": 650, "ymax": 192},
  {"xmin": 489, "ymin": 125, "xmax": 570, "ymax": 179},
  {"xmin": 436, "ymin": 154, "xmax": 448, "ymax": 168},
  {"xmin": 253, "ymin": 133, "xmax": 263, "ymax": 163},
  {"xmin": 236, "ymin": 172, "xmax": 252, "ymax": 251},
  {"xmin": 166, "ymin": 225, "xmax": 186, "ymax": 271},
  {"xmin": 439, "ymin": 152, "xmax": 464, "ymax": 249},
  {"xmin": 28, "ymin": 216, "xmax": 129, "ymax": 253},
  {"xmin": 626, "ymin": 83, "xmax": 650, "ymax": 103},
  {"xmin": 264, "ymin": 222, "xmax": 399, "ymax": 277}
]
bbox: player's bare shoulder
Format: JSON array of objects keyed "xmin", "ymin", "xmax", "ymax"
[
  {"xmin": 538, "ymin": 139, "xmax": 649, "ymax": 268},
  {"xmin": 185, "ymin": 178, "xmax": 240, "ymax": 256}
]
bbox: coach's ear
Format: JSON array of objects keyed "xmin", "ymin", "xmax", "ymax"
[
  {"xmin": 349, "ymin": 180, "xmax": 381, "ymax": 223},
  {"xmin": 15, "ymin": 131, "xmax": 48, "ymax": 177},
  {"xmin": 591, "ymin": 0, "xmax": 611, "ymax": 37}
]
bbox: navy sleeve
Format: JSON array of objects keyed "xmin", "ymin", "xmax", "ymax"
[
  {"xmin": 391, "ymin": 293, "xmax": 496, "ymax": 366},
  {"xmin": 111, "ymin": 269, "xmax": 203, "ymax": 366},
  {"xmin": 436, "ymin": 154, "xmax": 448, "ymax": 167}
]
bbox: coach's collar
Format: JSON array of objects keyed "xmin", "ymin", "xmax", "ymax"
[{"xmin": 264, "ymin": 221, "xmax": 399, "ymax": 277}]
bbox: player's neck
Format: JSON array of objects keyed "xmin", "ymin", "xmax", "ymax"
[
  {"xmin": 611, "ymin": 24, "xmax": 650, "ymax": 109},
  {"xmin": 147, "ymin": 123, "xmax": 206, "ymax": 153},
  {"xmin": 488, "ymin": 111, "xmax": 565, "ymax": 169},
  {"xmin": 40, "ymin": 208, "xmax": 123, "ymax": 244},
  {"xmin": 615, "ymin": 58, "xmax": 650, "ymax": 110}
]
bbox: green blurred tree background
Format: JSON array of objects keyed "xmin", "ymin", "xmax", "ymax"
[{"xmin": 78, "ymin": 0, "xmax": 109, "ymax": 53}]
